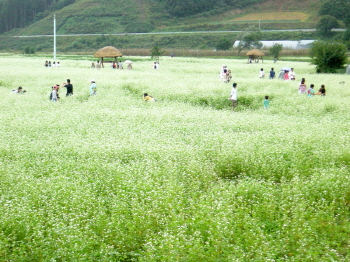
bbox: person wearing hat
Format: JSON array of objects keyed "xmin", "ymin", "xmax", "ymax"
[{"xmin": 90, "ymin": 79, "xmax": 97, "ymax": 95}]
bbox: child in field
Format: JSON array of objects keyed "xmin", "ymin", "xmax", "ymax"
[
  {"xmin": 228, "ymin": 83, "xmax": 238, "ymax": 110},
  {"xmin": 90, "ymin": 80, "xmax": 97, "ymax": 95},
  {"xmin": 143, "ymin": 93, "xmax": 156, "ymax": 102},
  {"xmin": 298, "ymin": 78, "xmax": 307, "ymax": 94},
  {"xmin": 263, "ymin": 96, "xmax": 269, "ymax": 109},
  {"xmin": 12, "ymin": 86, "xmax": 26, "ymax": 94},
  {"xmin": 317, "ymin": 85, "xmax": 326, "ymax": 96},
  {"xmin": 259, "ymin": 68, "xmax": 265, "ymax": 78},
  {"xmin": 308, "ymin": 84, "xmax": 315, "ymax": 97},
  {"xmin": 50, "ymin": 85, "xmax": 59, "ymax": 101}
]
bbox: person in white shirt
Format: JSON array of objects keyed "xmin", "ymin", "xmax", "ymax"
[
  {"xmin": 229, "ymin": 83, "xmax": 238, "ymax": 110},
  {"xmin": 288, "ymin": 68, "xmax": 296, "ymax": 80},
  {"xmin": 259, "ymin": 68, "xmax": 265, "ymax": 78}
]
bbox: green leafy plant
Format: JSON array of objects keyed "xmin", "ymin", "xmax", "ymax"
[
  {"xmin": 269, "ymin": 43, "xmax": 283, "ymax": 59},
  {"xmin": 23, "ymin": 46, "xmax": 35, "ymax": 54},
  {"xmin": 309, "ymin": 41, "xmax": 347, "ymax": 73}
]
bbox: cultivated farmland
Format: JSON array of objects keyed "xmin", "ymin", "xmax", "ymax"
[{"xmin": 0, "ymin": 55, "xmax": 349, "ymax": 261}]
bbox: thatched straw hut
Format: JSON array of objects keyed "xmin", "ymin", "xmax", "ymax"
[
  {"xmin": 246, "ymin": 49, "xmax": 265, "ymax": 63},
  {"xmin": 94, "ymin": 46, "xmax": 123, "ymax": 67}
]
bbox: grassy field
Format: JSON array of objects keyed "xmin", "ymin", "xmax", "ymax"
[{"xmin": 0, "ymin": 55, "xmax": 350, "ymax": 261}]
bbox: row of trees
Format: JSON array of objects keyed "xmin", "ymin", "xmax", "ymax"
[
  {"xmin": 316, "ymin": 0, "xmax": 350, "ymax": 41},
  {"xmin": 0, "ymin": 0, "xmax": 75, "ymax": 33}
]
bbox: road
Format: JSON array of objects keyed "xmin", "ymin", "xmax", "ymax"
[{"xmin": 11, "ymin": 28, "xmax": 345, "ymax": 38}]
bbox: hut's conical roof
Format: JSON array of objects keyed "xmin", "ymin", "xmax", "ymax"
[
  {"xmin": 246, "ymin": 49, "xmax": 265, "ymax": 56},
  {"xmin": 94, "ymin": 46, "xmax": 123, "ymax": 58}
]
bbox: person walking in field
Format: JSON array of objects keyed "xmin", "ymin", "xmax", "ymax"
[
  {"xmin": 308, "ymin": 84, "xmax": 316, "ymax": 97},
  {"xmin": 219, "ymin": 65, "xmax": 228, "ymax": 81},
  {"xmin": 259, "ymin": 68, "xmax": 265, "ymax": 78},
  {"xmin": 298, "ymin": 78, "xmax": 307, "ymax": 94},
  {"xmin": 288, "ymin": 68, "xmax": 296, "ymax": 80},
  {"xmin": 269, "ymin": 68, "xmax": 275, "ymax": 79},
  {"xmin": 317, "ymin": 84, "xmax": 326, "ymax": 96},
  {"xmin": 222, "ymin": 69, "xmax": 230, "ymax": 83},
  {"xmin": 278, "ymin": 69, "xmax": 284, "ymax": 79},
  {"xmin": 50, "ymin": 85, "xmax": 59, "ymax": 101},
  {"xmin": 90, "ymin": 80, "xmax": 97, "ymax": 95},
  {"xmin": 63, "ymin": 79, "xmax": 73, "ymax": 96},
  {"xmin": 263, "ymin": 95, "xmax": 269, "ymax": 109},
  {"xmin": 229, "ymin": 83, "xmax": 238, "ymax": 110}
]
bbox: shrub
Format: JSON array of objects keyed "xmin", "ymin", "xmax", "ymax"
[
  {"xmin": 216, "ymin": 38, "xmax": 232, "ymax": 51},
  {"xmin": 309, "ymin": 41, "xmax": 348, "ymax": 73},
  {"xmin": 23, "ymin": 46, "xmax": 35, "ymax": 54}
]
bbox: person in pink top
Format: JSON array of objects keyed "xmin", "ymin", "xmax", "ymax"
[{"xmin": 298, "ymin": 78, "xmax": 307, "ymax": 94}]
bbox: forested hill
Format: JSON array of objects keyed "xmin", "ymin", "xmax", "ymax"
[
  {"xmin": 0, "ymin": 0, "xmax": 327, "ymax": 36},
  {"xmin": 0, "ymin": 0, "xmax": 75, "ymax": 33}
]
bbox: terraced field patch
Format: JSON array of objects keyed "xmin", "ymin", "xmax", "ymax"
[{"xmin": 230, "ymin": 12, "xmax": 309, "ymax": 22}]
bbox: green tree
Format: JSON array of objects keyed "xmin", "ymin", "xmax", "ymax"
[
  {"xmin": 316, "ymin": 15, "xmax": 339, "ymax": 38},
  {"xmin": 269, "ymin": 43, "xmax": 283, "ymax": 59},
  {"xmin": 236, "ymin": 25, "xmax": 262, "ymax": 55},
  {"xmin": 309, "ymin": 41, "xmax": 347, "ymax": 73},
  {"xmin": 216, "ymin": 38, "xmax": 232, "ymax": 51},
  {"xmin": 319, "ymin": 0, "xmax": 350, "ymax": 27},
  {"xmin": 150, "ymin": 45, "xmax": 164, "ymax": 63}
]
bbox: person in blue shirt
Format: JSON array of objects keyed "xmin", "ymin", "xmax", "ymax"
[
  {"xmin": 263, "ymin": 95, "xmax": 269, "ymax": 109},
  {"xmin": 269, "ymin": 68, "xmax": 275, "ymax": 79}
]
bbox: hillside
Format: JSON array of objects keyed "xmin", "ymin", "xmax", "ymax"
[
  {"xmin": 7, "ymin": 0, "xmax": 322, "ymax": 36},
  {"xmin": 0, "ymin": 0, "xmax": 326, "ymax": 53}
]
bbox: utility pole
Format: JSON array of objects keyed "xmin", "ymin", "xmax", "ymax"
[{"xmin": 53, "ymin": 14, "xmax": 56, "ymax": 61}]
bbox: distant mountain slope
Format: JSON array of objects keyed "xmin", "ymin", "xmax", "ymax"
[{"xmin": 4, "ymin": 0, "xmax": 322, "ymax": 36}]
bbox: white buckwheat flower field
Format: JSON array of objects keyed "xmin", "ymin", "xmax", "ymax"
[{"xmin": 0, "ymin": 55, "xmax": 349, "ymax": 261}]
